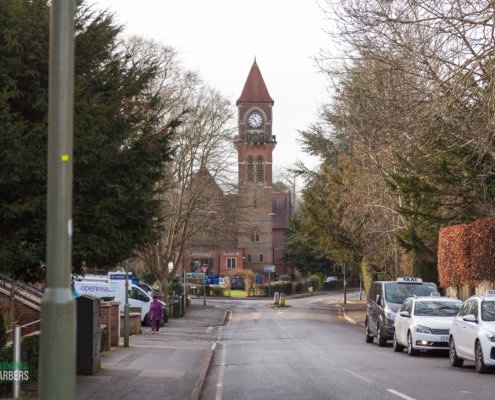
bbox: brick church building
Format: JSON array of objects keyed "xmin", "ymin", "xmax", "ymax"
[{"xmin": 180, "ymin": 60, "xmax": 291, "ymax": 277}]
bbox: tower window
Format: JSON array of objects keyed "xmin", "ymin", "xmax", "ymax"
[
  {"xmin": 260, "ymin": 254, "xmax": 263, "ymax": 262},
  {"xmin": 254, "ymin": 200, "xmax": 257, "ymax": 210},
  {"xmin": 257, "ymin": 158, "xmax": 263, "ymax": 183},
  {"xmin": 248, "ymin": 254, "xmax": 251, "ymax": 262},
  {"xmin": 256, "ymin": 234, "xmax": 260, "ymax": 242},
  {"xmin": 248, "ymin": 158, "xmax": 253, "ymax": 182}
]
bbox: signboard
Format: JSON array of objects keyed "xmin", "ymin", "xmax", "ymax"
[
  {"xmin": 377, "ymin": 274, "xmax": 386, "ymax": 281},
  {"xmin": 486, "ymin": 290, "xmax": 495, "ymax": 297},
  {"xmin": 256, "ymin": 275, "xmax": 262, "ymax": 285},
  {"xmin": 264, "ymin": 265, "xmax": 275, "ymax": 273},
  {"xmin": 108, "ymin": 272, "xmax": 132, "ymax": 288},
  {"xmin": 186, "ymin": 272, "xmax": 206, "ymax": 280},
  {"xmin": 132, "ymin": 278, "xmax": 139, "ymax": 285},
  {"xmin": 203, "ymin": 275, "xmax": 208, "ymax": 283},
  {"xmin": 344, "ymin": 281, "xmax": 347, "ymax": 286},
  {"xmin": 280, "ymin": 293, "xmax": 285, "ymax": 298},
  {"xmin": 208, "ymin": 276, "xmax": 219, "ymax": 285},
  {"xmin": 200, "ymin": 266, "xmax": 208, "ymax": 273}
]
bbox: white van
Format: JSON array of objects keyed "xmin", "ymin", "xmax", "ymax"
[{"xmin": 72, "ymin": 281, "xmax": 165, "ymax": 326}]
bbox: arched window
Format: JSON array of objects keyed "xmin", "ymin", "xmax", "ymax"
[
  {"xmin": 248, "ymin": 158, "xmax": 253, "ymax": 182},
  {"xmin": 254, "ymin": 200, "xmax": 257, "ymax": 210},
  {"xmin": 256, "ymin": 234, "xmax": 260, "ymax": 242},
  {"xmin": 257, "ymin": 158, "xmax": 263, "ymax": 183},
  {"xmin": 248, "ymin": 254, "xmax": 251, "ymax": 262},
  {"xmin": 251, "ymin": 227, "xmax": 261, "ymax": 242},
  {"xmin": 251, "ymin": 233, "xmax": 255, "ymax": 241},
  {"xmin": 260, "ymin": 254, "xmax": 263, "ymax": 262}
]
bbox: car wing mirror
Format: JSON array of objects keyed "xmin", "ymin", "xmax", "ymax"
[
  {"xmin": 399, "ymin": 311, "xmax": 410, "ymax": 318},
  {"xmin": 463, "ymin": 314, "xmax": 477, "ymax": 323}
]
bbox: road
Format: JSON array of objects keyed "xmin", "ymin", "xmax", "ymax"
[{"xmin": 199, "ymin": 291, "xmax": 494, "ymax": 400}]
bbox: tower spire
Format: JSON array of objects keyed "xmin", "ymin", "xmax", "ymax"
[{"xmin": 236, "ymin": 60, "xmax": 273, "ymax": 105}]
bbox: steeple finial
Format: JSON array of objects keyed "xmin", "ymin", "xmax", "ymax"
[{"xmin": 253, "ymin": 56, "xmax": 257, "ymax": 66}]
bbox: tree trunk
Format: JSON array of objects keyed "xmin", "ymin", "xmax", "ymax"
[{"xmin": 160, "ymin": 277, "xmax": 169, "ymax": 301}]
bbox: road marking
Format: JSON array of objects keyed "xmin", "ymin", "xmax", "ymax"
[
  {"xmin": 387, "ymin": 389, "xmax": 416, "ymax": 400},
  {"xmin": 211, "ymin": 342, "xmax": 217, "ymax": 350},
  {"xmin": 206, "ymin": 327, "xmax": 213, "ymax": 333},
  {"xmin": 215, "ymin": 343, "xmax": 227, "ymax": 400},
  {"xmin": 343, "ymin": 369, "xmax": 372, "ymax": 383}
]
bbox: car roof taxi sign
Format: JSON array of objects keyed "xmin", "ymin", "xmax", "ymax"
[
  {"xmin": 397, "ymin": 277, "xmax": 423, "ymax": 284},
  {"xmin": 430, "ymin": 292, "xmax": 441, "ymax": 297},
  {"xmin": 486, "ymin": 290, "xmax": 495, "ymax": 297}
]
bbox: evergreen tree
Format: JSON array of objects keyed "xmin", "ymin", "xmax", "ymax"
[{"xmin": 0, "ymin": 0, "xmax": 177, "ymax": 281}]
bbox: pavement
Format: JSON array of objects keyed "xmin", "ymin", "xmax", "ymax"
[
  {"xmin": 75, "ymin": 305, "xmax": 225, "ymax": 400},
  {"xmin": 336, "ymin": 298, "xmax": 367, "ymax": 327}
]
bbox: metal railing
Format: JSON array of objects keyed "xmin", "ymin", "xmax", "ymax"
[{"xmin": 6, "ymin": 320, "xmax": 41, "ymax": 398}]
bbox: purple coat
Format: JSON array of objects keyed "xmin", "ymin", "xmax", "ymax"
[{"xmin": 149, "ymin": 300, "xmax": 164, "ymax": 321}]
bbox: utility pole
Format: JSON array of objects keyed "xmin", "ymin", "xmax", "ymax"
[
  {"xmin": 344, "ymin": 263, "xmax": 347, "ymax": 304},
  {"xmin": 39, "ymin": 1, "xmax": 75, "ymax": 399},
  {"xmin": 124, "ymin": 260, "xmax": 129, "ymax": 347}
]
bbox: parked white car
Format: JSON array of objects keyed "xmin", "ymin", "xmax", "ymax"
[
  {"xmin": 449, "ymin": 291, "xmax": 495, "ymax": 373},
  {"xmin": 324, "ymin": 276, "xmax": 338, "ymax": 283},
  {"xmin": 393, "ymin": 294, "xmax": 462, "ymax": 356}
]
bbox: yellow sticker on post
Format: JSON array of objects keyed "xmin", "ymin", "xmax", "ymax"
[{"xmin": 61, "ymin": 155, "xmax": 69, "ymax": 162}]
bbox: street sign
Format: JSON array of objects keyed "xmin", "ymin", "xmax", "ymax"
[
  {"xmin": 378, "ymin": 273, "xmax": 386, "ymax": 281},
  {"xmin": 208, "ymin": 276, "xmax": 219, "ymax": 285},
  {"xmin": 203, "ymin": 275, "xmax": 208, "ymax": 283},
  {"xmin": 256, "ymin": 275, "xmax": 262, "ymax": 285},
  {"xmin": 344, "ymin": 281, "xmax": 347, "ymax": 286},
  {"xmin": 186, "ymin": 272, "xmax": 206, "ymax": 280},
  {"xmin": 281, "ymin": 293, "xmax": 285, "ymax": 298},
  {"xmin": 264, "ymin": 265, "xmax": 275, "ymax": 273},
  {"xmin": 200, "ymin": 266, "xmax": 208, "ymax": 273}
]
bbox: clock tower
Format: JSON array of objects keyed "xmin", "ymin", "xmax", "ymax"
[{"xmin": 235, "ymin": 59, "xmax": 276, "ymax": 273}]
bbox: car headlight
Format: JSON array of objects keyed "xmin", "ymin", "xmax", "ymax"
[
  {"xmin": 384, "ymin": 308, "xmax": 396, "ymax": 321},
  {"xmin": 415, "ymin": 325, "xmax": 432, "ymax": 334},
  {"xmin": 486, "ymin": 331, "xmax": 495, "ymax": 342}
]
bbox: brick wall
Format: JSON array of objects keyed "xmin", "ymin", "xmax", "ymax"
[
  {"xmin": 120, "ymin": 313, "xmax": 142, "ymax": 336},
  {"xmin": 109, "ymin": 302, "xmax": 120, "ymax": 347},
  {"xmin": 100, "ymin": 304, "xmax": 111, "ymax": 351},
  {"xmin": 0, "ymin": 290, "xmax": 40, "ymax": 336}
]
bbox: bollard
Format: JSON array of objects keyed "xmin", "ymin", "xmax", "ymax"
[
  {"xmin": 274, "ymin": 292, "xmax": 279, "ymax": 305},
  {"xmin": 280, "ymin": 294, "xmax": 285, "ymax": 306},
  {"xmin": 12, "ymin": 326, "xmax": 21, "ymax": 398}
]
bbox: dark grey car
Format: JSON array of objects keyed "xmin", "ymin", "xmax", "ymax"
[{"xmin": 365, "ymin": 278, "xmax": 438, "ymax": 347}]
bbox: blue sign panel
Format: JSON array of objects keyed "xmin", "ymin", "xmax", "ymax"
[
  {"xmin": 132, "ymin": 278, "xmax": 139, "ymax": 285},
  {"xmin": 256, "ymin": 275, "xmax": 262, "ymax": 285},
  {"xmin": 208, "ymin": 276, "xmax": 219, "ymax": 285}
]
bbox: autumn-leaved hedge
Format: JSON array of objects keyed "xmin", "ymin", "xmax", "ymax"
[{"xmin": 438, "ymin": 217, "xmax": 495, "ymax": 288}]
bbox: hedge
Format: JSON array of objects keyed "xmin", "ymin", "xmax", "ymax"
[{"xmin": 438, "ymin": 216, "xmax": 495, "ymax": 288}]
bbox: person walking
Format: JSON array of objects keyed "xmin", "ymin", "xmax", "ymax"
[{"xmin": 149, "ymin": 295, "xmax": 163, "ymax": 334}]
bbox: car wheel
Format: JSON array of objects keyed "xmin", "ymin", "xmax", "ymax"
[
  {"xmin": 393, "ymin": 332, "xmax": 404, "ymax": 352},
  {"xmin": 475, "ymin": 341, "xmax": 489, "ymax": 374},
  {"xmin": 377, "ymin": 324, "xmax": 387, "ymax": 347},
  {"xmin": 365, "ymin": 320, "xmax": 374, "ymax": 343},
  {"xmin": 449, "ymin": 337, "xmax": 463, "ymax": 367},
  {"xmin": 143, "ymin": 313, "xmax": 152, "ymax": 327},
  {"xmin": 407, "ymin": 332, "xmax": 419, "ymax": 356}
]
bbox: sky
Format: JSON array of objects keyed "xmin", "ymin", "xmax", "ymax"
[{"xmin": 93, "ymin": 0, "xmax": 332, "ymax": 171}]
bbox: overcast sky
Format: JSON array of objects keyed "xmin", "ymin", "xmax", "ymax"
[{"xmin": 94, "ymin": 0, "xmax": 331, "ymax": 171}]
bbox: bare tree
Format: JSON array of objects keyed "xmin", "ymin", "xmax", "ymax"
[{"xmin": 273, "ymin": 163, "xmax": 303, "ymax": 214}]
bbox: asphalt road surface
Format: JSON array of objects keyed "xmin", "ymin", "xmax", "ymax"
[{"xmin": 198, "ymin": 291, "xmax": 494, "ymax": 400}]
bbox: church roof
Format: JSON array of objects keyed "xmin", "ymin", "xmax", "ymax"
[
  {"xmin": 272, "ymin": 194, "xmax": 291, "ymax": 229},
  {"xmin": 236, "ymin": 60, "xmax": 274, "ymax": 106}
]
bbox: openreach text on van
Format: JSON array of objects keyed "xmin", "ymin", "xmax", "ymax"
[{"xmin": 79, "ymin": 286, "xmax": 117, "ymax": 292}]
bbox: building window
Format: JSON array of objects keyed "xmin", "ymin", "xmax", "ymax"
[
  {"xmin": 251, "ymin": 227, "xmax": 260, "ymax": 242},
  {"xmin": 226, "ymin": 258, "xmax": 237, "ymax": 269},
  {"xmin": 190, "ymin": 258, "xmax": 214, "ymax": 275},
  {"xmin": 257, "ymin": 158, "xmax": 263, "ymax": 183},
  {"xmin": 248, "ymin": 158, "xmax": 253, "ymax": 182},
  {"xmin": 254, "ymin": 200, "xmax": 257, "ymax": 210},
  {"xmin": 260, "ymin": 254, "xmax": 263, "ymax": 262},
  {"xmin": 256, "ymin": 234, "xmax": 260, "ymax": 242},
  {"xmin": 248, "ymin": 254, "xmax": 251, "ymax": 262}
]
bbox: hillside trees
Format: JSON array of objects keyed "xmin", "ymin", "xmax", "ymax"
[
  {"xmin": 289, "ymin": 0, "xmax": 495, "ymax": 285},
  {"xmin": 0, "ymin": 0, "xmax": 183, "ymax": 281}
]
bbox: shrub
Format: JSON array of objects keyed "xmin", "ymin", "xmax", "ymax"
[
  {"xmin": 209, "ymin": 287, "xmax": 224, "ymax": 296},
  {"xmin": 279, "ymin": 274, "xmax": 291, "ymax": 281},
  {"xmin": 168, "ymin": 275, "xmax": 184, "ymax": 296},
  {"xmin": 0, "ymin": 334, "xmax": 39, "ymax": 395},
  {"xmin": 295, "ymin": 282, "xmax": 302, "ymax": 293},
  {"xmin": 308, "ymin": 275, "xmax": 321, "ymax": 290},
  {"xmin": 314, "ymin": 272, "xmax": 324, "ymax": 283}
]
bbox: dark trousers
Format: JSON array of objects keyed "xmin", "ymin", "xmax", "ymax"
[{"xmin": 152, "ymin": 319, "xmax": 160, "ymax": 332}]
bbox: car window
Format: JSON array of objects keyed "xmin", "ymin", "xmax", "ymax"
[
  {"xmin": 399, "ymin": 301, "xmax": 409, "ymax": 312},
  {"xmin": 481, "ymin": 301, "xmax": 495, "ymax": 321},
  {"xmin": 414, "ymin": 301, "xmax": 462, "ymax": 316},
  {"xmin": 459, "ymin": 300, "xmax": 473, "ymax": 317},
  {"xmin": 406, "ymin": 300, "xmax": 414, "ymax": 314},
  {"xmin": 131, "ymin": 287, "xmax": 149, "ymax": 302},
  {"xmin": 369, "ymin": 283, "xmax": 377, "ymax": 303},
  {"xmin": 378, "ymin": 284, "xmax": 384, "ymax": 300},
  {"xmin": 384, "ymin": 283, "xmax": 437, "ymax": 304},
  {"xmin": 470, "ymin": 301, "xmax": 479, "ymax": 319}
]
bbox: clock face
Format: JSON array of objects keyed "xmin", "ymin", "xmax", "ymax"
[{"xmin": 248, "ymin": 113, "xmax": 263, "ymax": 128}]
